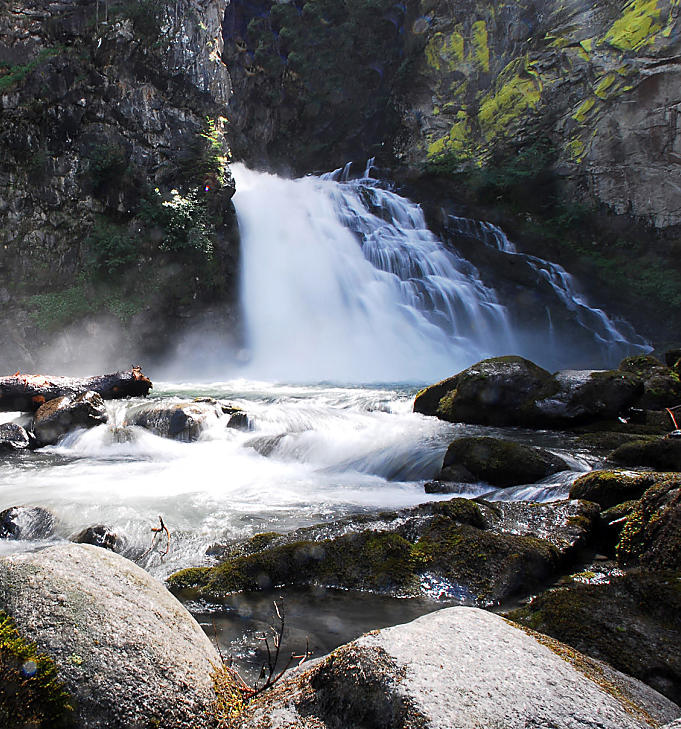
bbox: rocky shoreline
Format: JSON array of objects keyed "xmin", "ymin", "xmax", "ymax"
[{"xmin": 0, "ymin": 352, "xmax": 680, "ymax": 726}]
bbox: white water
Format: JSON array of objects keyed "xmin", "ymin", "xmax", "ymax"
[
  {"xmin": 233, "ymin": 164, "xmax": 516, "ymax": 383},
  {"xmin": 0, "ymin": 382, "xmax": 591, "ymax": 577},
  {"xmin": 446, "ymin": 215, "xmax": 650, "ymax": 365}
]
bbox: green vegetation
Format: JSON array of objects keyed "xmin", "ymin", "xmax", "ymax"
[
  {"xmin": 0, "ymin": 48, "xmax": 61, "ymax": 92},
  {"xmin": 28, "ymin": 284, "xmax": 94, "ymax": 330},
  {"xmin": 0, "ymin": 610, "xmax": 75, "ymax": 728},
  {"xmin": 86, "ymin": 220, "xmax": 139, "ymax": 274},
  {"xmin": 168, "ymin": 497, "xmax": 559, "ymax": 605}
]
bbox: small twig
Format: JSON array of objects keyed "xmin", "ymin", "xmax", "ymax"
[{"xmin": 140, "ymin": 515, "xmax": 171, "ymax": 559}]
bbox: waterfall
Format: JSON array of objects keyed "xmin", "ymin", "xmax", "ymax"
[
  {"xmin": 446, "ymin": 215, "xmax": 650, "ymax": 366},
  {"xmin": 231, "ymin": 164, "xmax": 648, "ymax": 383},
  {"xmin": 232, "ymin": 164, "xmax": 516, "ymax": 383}
]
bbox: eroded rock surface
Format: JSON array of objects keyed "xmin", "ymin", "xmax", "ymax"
[
  {"xmin": 0, "ymin": 544, "xmax": 220, "ymax": 729},
  {"xmin": 233, "ymin": 607, "xmax": 680, "ymax": 729}
]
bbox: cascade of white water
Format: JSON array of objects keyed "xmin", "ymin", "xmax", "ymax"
[
  {"xmin": 446, "ymin": 215, "xmax": 650, "ymax": 360},
  {"xmin": 232, "ymin": 164, "xmax": 517, "ymax": 383}
]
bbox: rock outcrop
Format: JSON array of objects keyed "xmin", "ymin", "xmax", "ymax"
[
  {"xmin": 438, "ymin": 435, "xmax": 569, "ymax": 486},
  {"xmin": 0, "ymin": 0, "xmax": 239, "ymax": 371},
  {"xmin": 232, "ymin": 607, "xmax": 681, "ymax": 729},
  {"xmin": 509, "ymin": 569, "xmax": 681, "ymax": 704},
  {"xmin": 168, "ymin": 496, "xmax": 597, "ymax": 605},
  {"xmin": 0, "ymin": 543, "xmax": 221, "ymax": 728}
]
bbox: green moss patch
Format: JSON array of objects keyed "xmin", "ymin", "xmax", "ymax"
[
  {"xmin": 507, "ymin": 568, "xmax": 681, "ymax": 703},
  {"xmin": 0, "ymin": 611, "xmax": 74, "ymax": 728}
]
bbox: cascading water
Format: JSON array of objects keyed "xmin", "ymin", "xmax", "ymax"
[
  {"xmin": 232, "ymin": 163, "xmax": 648, "ymax": 383},
  {"xmin": 232, "ymin": 163, "xmax": 516, "ymax": 383},
  {"xmin": 445, "ymin": 215, "xmax": 650, "ymax": 367}
]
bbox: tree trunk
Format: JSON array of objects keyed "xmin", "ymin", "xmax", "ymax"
[{"xmin": 0, "ymin": 367, "xmax": 153, "ymax": 412}]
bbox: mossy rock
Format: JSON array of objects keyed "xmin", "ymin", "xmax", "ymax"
[
  {"xmin": 619, "ymin": 355, "xmax": 681, "ymax": 410},
  {"xmin": 507, "ymin": 569, "xmax": 681, "ymax": 704},
  {"xmin": 169, "ymin": 497, "xmax": 562, "ymax": 606},
  {"xmin": 574, "ymin": 431, "xmax": 659, "ymax": 455},
  {"xmin": 608, "ymin": 437, "xmax": 681, "ymax": 471},
  {"xmin": 0, "ymin": 610, "xmax": 74, "ymax": 728},
  {"xmin": 616, "ymin": 474, "xmax": 681, "ymax": 569},
  {"xmin": 439, "ymin": 436, "xmax": 568, "ymax": 487},
  {"xmin": 569, "ymin": 470, "xmax": 659, "ymax": 510}
]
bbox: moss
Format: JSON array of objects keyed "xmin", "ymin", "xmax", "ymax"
[
  {"xmin": 424, "ymin": 29, "xmax": 464, "ymax": 71},
  {"xmin": 572, "ymin": 97, "xmax": 597, "ymax": 124},
  {"xmin": 0, "ymin": 610, "xmax": 75, "ymax": 728},
  {"xmin": 210, "ymin": 665, "xmax": 246, "ymax": 724},
  {"xmin": 471, "ymin": 20, "xmax": 490, "ymax": 72},
  {"xmin": 594, "ymin": 73, "xmax": 617, "ymax": 99},
  {"xmin": 569, "ymin": 470, "xmax": 658, "ymax": 509},
  {"xmin": 603, "ymin": 0, "xmax": 663, "ymax": 51},
  {"xmin": 615, "ymin": 475, "xmax": 681, "ymax": 568},
  {"xmin": 28, "ymin": 284, "xmax": 94, "ymax": 331},
  {"xmin": 166, "ymin": 566, "xmax": 212, "ymax": 592},
  {"xmin": 430, "ymin": 498, "xmax": 485, "ymax": 528},
  {"xmin": 478, "ymin": 58, "xmax": 542, "ymax": 141}
]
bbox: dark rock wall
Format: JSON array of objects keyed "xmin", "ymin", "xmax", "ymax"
[{"xmin": 0, "ymin": 0, "xmax": 239, "ymax": 371}]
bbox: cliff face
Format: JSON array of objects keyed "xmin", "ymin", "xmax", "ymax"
[
  {"xmin": 0, "ymin": 0, "xmax": 237, "ymax": 371},
  {"xmin": 402, "ymin": 0, "xmax": 681, "ymax": 228}
]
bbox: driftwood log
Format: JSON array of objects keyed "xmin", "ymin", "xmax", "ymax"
[{"xmin": 0, "ymin": 367, "xmax": 153, "ymax": 412}]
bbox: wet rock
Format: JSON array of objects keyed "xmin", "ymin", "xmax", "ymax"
[
  {"xmin": 0, "ymin": 422, "xmax": 30, "ymax": 451},
  {"xmin": 619, "ymin": 355, "xmax": 681, "ymax": 411},
  {"xmin": 126, "ymin": 400, "xmax": 224, "ymax": 441},
  {"xmin": 535, "ymin": 369, "xmax": 643, "ymax": 424},
  {"xmin": 414, "ymin": 356, "xmax": 558, "ymax": 426},
  {"xmin": 414, "ymin": 357, "xmax": 642, "ymax": 428},
  {"xmin": 438, "ymin": 436, "xmax": 569, "ymax": 487},
  {"xmin": 608, "ymin": 436, "xmax": 681, "ymax": 471},
  {"xmin": 233, "ymin": 607, "xmax": 680, "ymax": 729},
  {"xmin": 0, "ymin": 506, "xmax": 55, "ymax": 540},
  {"xmin": 0, "ymin": 544, "xmax": 220, "ymax": 728},
  {"xmin": 33, "ymin": 391, "xmax": 107, "ymax": 447},
  {"xmin": 71, "ymin": 524, "xmax": 124, "ymax": 553},
  {"xmin": 569, "ymin": 470, "xmax": 660, "ymax": 510},
  {"xmin": 508, "ymin": 569, "xmax": 681, "ymax": 704},
  {"xmin": 168, "ymin": 497, "xmax": 596, "ymax": 606},
  {"xmin": 424, "ymin": 480, "xmax": 462, "ymax": 493},
  {"xmin": 616, "ymin": 474, "xmax": 681, "ymax": 570},
  {"xmin": 245, "ymin": 434, "xmax": 287, "ymax": 457}
]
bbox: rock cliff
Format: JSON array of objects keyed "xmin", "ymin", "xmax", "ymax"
[{"xmin": 0, "ymin": 0, "xmax": 238, "ymax": 371}]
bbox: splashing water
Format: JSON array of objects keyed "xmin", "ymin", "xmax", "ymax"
[{"xmin": 232, "ymin": 164, "xmax": 516, "ymax": 383}]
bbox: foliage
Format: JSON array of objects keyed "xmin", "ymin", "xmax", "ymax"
[
  {"xmin": 86, "ymin": 144, "xmax": 129, "ymax": 195},
  {"xmin": 138, "ymin": 188, "xmax": 214, "ymax": 255},
  {"xmin": 28, "ymin": 284, "xmax": 94, "ymax": 330},
  {"xmin": 0, "ymin": 48, "xmax": 60, "ymax": 92},
  {"xmin": 86, "ymin": 219, "xmax": 138, "ymax": 274},
  {"xmin": 0, "ymin": 611, "xmax": 75, "ymax": 728}
]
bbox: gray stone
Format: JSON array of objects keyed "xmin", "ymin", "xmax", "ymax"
[
  {"xmin": 126, "ymin": 399, "xmax": 237, "ymax": 441},
  {"xmin": 235, "ymin": 607, "xmax": 681, "ymax": 728},
  {"xmin": 33, "ymin": 390, "xmax": 107, "ymax": 446},
  {"xmin": 0, "ymin": 544, "xmax": 220, "ymax": 729},
  {"xmin": 0, "ymin": 505, "xmax": 55, "ymax": 540},
  {"xmin": 0, "ymin": 422, "xmax": 30, "ymax": 450}
]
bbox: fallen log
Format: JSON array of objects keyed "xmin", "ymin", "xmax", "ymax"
[{"xmin": 0, "ymin": 367, "xmax": 153, "ymax": 412}]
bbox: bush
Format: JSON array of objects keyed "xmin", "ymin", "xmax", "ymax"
[{"xmin": 86, "ymin": 220, "xmax": 138, "ymax": 274}]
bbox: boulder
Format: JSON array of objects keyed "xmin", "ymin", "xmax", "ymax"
[
  {"xmin": 232, "ymin": 607, "xmax": 680, "ymax": 729},
  {"xmin": 608, "ymin": 436, "xmax": 681, "ymax": 471},
  {"xmin": 414, "ymin": 356, "xmax": 642, "ymax": 428},
  {"xmin": 33, "ymin": 391, "xmax": 107, "ymax": 447},
  {"xmin": 535, "ymin": 368, "xmax": 643, "ymax": 424},
  {"xmin": 438, "ymin": 436, "xmax": 569, "ymax": 486},
  {"xmin": 0, "ymin": 422, "xmax": 30, "ymax": 451},
  {"xmin": 508, "ymin": 569, "xmax": 681, "ymax": 704},
  {"xmin": 0, "ymin": 544, "xmax": 220, "ymax": 728},
  {"xmin": 414, "ymin": 355, "xmax": 558, "ymax": 426},
  {"xmin": 616, "ymin": 474, "xmax": 681, "ymax": 570},
  {"xmin": 70, "ymin": 524, "xmax": 124, "ymax": 553},
  {"xmin": 619, "ymin": 355, "xmax": 681, "ymax": 411},
  {"xmin": 168, "ymin": 497, "xmax": 596, "ymax": 606},
  {"xmin": 0, "ymin": 506, "xmax": 55, "ymax": 540},
  {"xmin": 126, "ymin": 398, "xmax": 245, "ymax": 441},
  {"xmin": 569, "ymin": 470, "xmax": 660, "ymax": 510}
]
